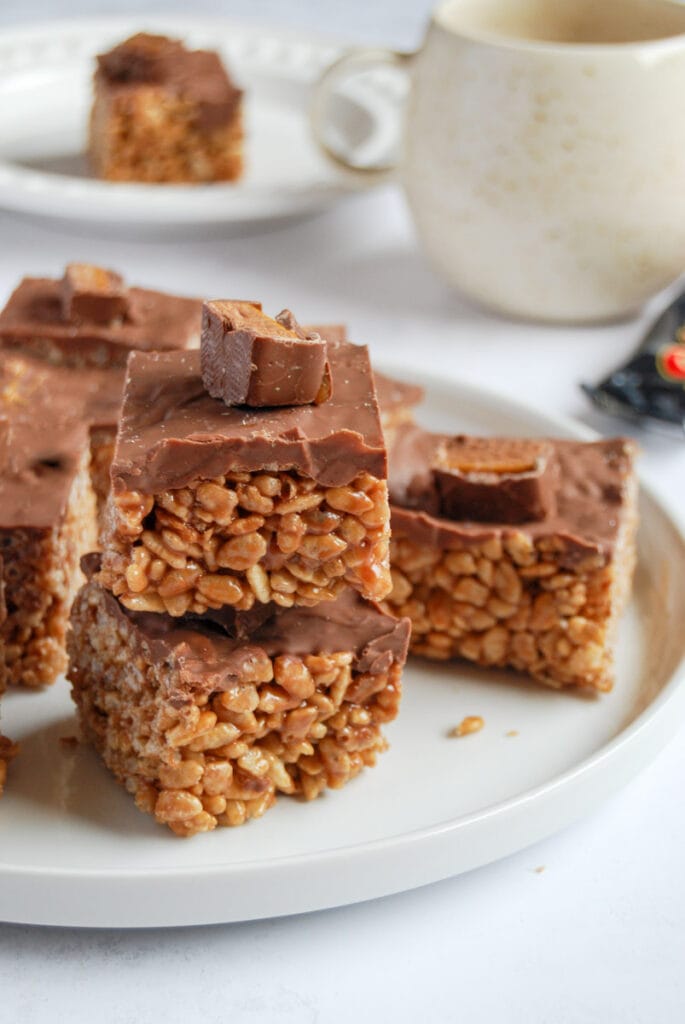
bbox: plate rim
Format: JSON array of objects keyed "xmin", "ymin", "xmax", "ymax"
[{"xmin": 1, "ymin": 370, "xmax": 684, "ymax": 924}]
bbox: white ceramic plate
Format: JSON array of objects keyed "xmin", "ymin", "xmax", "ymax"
[
  {"xmin": 1, "ymin": 372, "xmax": 684, "ymax": 928},
  {"xmin": 0, "ymin": 16, "xmax": 394, "ymax": 229}
]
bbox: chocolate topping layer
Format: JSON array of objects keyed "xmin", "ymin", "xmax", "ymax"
[
  {"xmin": 0, "ymin": 355, "xmax": 91, "ymax": 529},
  {"xmin": 389, "ymin": 424, "xmax": 636, "ymax": 561},
  {"xmin": 82, "ymin": 556, "xmax": 409, "ymax": 698},
  {"xmin": 96, "ymin": 33, "xmax": 242, "ymax": 131},
  {"xmin": 0, "ymin": 277, "xmax": 202, "ymax": 369},
  {"xmin": 112, "ymin": 340, "xmax": 387, "ymax": 493},
  {"xmin": 97, "ymin": 32, "xmax": 185, "ymax": 82},
  {"xmin": 374, "ymin": 372, "xmax": 425, "ymax": 417},
  {"xmin": 201, "ymin": 301, "xmax": 330, "ymax": 408}
]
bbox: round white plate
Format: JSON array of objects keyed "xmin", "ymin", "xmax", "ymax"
[
  {"xmin": 0, "ymin": 16, "xmax": 392, "ymax": 228},
  {"xmin": 1, "ymin": 372, "xmax": 684, "ymax": 928}
]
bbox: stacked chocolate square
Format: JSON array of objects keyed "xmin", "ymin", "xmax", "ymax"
[
  {"xmin": 69, "ymin": 301, "xmax": 409, "ymax": 835},
  {"xmin": 0, "ymin": 264, "xmax": 201, "ymax": 796},
  {"xmin": 382, "ymin": 424, "xmax": 638, "ymax": 692},
  {"xmin": 0, "ymin": 265, "xmax": 201, "ymax": 693},
  {"xmin": 0, "ymin": 263, "xmax": 201, "ymax": 523}
]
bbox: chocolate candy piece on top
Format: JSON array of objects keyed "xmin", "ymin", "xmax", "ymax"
[
  {"xmin": 432, "ymin": 436, "xmax": 558, "ymax": 524},
  {"xmin": 201, "ymin": 300, "xmax": 331, "ymax": 407},
  {"xmin": 61, "ymin": 263, "xmax": 129, "ymax": 326}
]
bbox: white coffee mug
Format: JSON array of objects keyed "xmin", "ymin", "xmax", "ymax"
[{"xmin": 313, "ymin": 0, "xmax": 685, "ymax": 323}]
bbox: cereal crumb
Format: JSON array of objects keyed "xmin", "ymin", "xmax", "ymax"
[
  {"xmin": 450, "ymin": 715, "xmax": 484, "ymax": 738},
  {"xmin": 533, "ymin": 865, "xmax": 545, "ymax": 874},
  {"xmin": 505, "ymin": 730, "xmax": 519, "ymax": 738},
  {"xmin": 59, "ymin": 736, "xmax": 79, "ymax": 749}
]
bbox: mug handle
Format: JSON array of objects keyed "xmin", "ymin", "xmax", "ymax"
[{"xmin": 311, "ymin": 48, "xmax": 414, "ymax": 181}]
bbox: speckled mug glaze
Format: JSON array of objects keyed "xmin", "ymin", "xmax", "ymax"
[{"xmin": 402, "ymin": 0, "xmax": 685, "ymax": 322}]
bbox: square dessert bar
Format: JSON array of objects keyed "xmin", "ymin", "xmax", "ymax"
[
  {"xmin": 383, "ymin": 426, "xmax": 638, "ymax": 691},
  {"xmin": 0, "ymin": 266, "xmax": 202, "ymax": 518},
  {"xmin": 0, "ymin": 355, "xmax": 97, "ymax": 687},
  {"xmin": 69, "ymin": 559, "xmax": 409, "ymax": 836},
  {"xmin": 89, "ymin": 33, "xmax": 244, "ymax": 183},
  {"xmin": 99, "ymin": 340, "xmax": 392, "ymax": 615}
]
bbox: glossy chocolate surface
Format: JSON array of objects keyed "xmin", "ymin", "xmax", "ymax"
[
  {"xmin": 0, "ymin": 355, "xmax": 91, "ymax": 529},
  {"xmin": 389, "ymin": 424, "xmax": 636, "ymax": 561},
  {"xmin": 112, "ymin": 340, "xmax": 387, "ymax": 493},
  {"xmin": 374, "ymin": 373, "xmax": 424, "ymax": 418},
  {"xmin": 201, "ymin": 302, "xmax": 330, "ymax": 407}
]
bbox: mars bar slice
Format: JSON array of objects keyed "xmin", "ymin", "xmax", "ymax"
[
  {"xmin": 201, "ymin": 301, "xmax": 330, "ymax": 407},
  {"xmin": 68, "ymin": 558, "xmax": 409, "ymax": 837},
  {"xmin": 99, "ymin": 340, "xmax": 391, "ymax": 615},
  {"xmin": 0, "ymin": 266, "xmax": 202, "ymax": 520},
  {"xmin": 432, "ymin": 436, "xmax": 558, "ymax": 524},
  {"xmin": 61, "ymin": 262, "xmax": 128, "ymax": 325},
  {"xmin": 89, "ymin": 33, "xmax": 244, "ymax": 183},
  {"xmin": 0, "ymin": 355, "xmax": 97, "ymax": 687},
  {"xmin": 383, "ymin": 425, "xmax": 638, "ymax": 691}
]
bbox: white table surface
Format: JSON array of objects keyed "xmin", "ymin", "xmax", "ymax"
[{"xmin": 1, "ymin": 3, "xmax": 685, "ymax": 1022}]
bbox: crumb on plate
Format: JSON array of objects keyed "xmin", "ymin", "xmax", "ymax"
[{"xmin": 450, "ymin": 715, "xmax": 484, "ymax": 738}]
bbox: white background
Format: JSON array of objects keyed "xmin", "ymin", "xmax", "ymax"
[{"xmin": 1, "ymin": 2, "xmax": 685, "ymax": 1022}]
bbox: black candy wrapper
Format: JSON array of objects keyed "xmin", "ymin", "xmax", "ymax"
[{"xmin": 583, "ymin": 289, "xmax": 685, "ymax": 436}]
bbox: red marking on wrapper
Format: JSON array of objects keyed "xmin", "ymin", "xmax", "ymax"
[{"xmin": 658, "ymin": 343, "xmax": 685, "ymax": 382}]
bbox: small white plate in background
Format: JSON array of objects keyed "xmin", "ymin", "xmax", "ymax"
[{"xmin": 0, "ymin": 16, "xmax": 400, "ymax": 229}]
